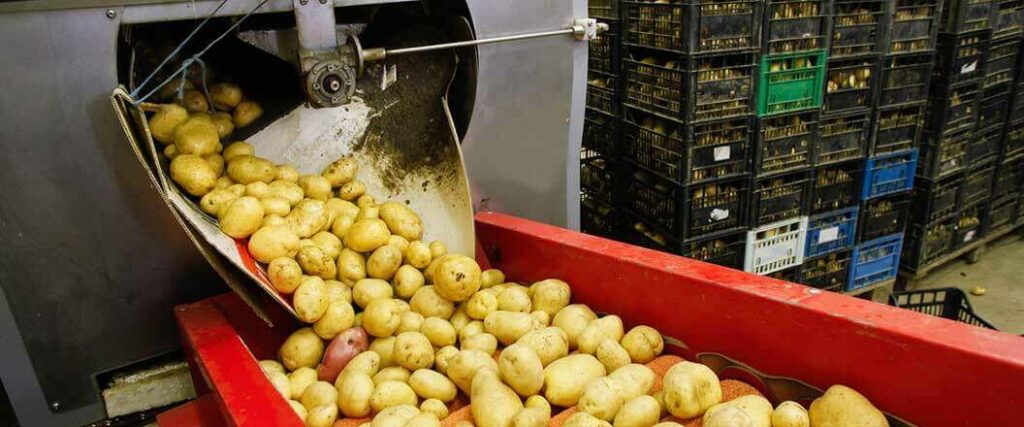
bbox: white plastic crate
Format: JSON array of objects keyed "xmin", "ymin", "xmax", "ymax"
[{"xmin": 744, "ymin": 216, "xmax": 809, "ymax": 275}]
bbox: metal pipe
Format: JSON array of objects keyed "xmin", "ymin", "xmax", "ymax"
[{"xmin": 364, "ymin": 28, "xmax": 575, "ymax": 62}]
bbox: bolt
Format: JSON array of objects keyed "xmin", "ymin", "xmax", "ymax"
[
  {"xmin": 299, "ymin": 0, "xmax": 308, "ymax": 5},
  {"xmin": 319, "ymin": 0, "xmax": 328, "ymax": 4},
  {"xmin": 312, "ymin": 83, "xmax": 321, "ymax": 90},
  {"xmin": 105, "ymin": 9, "xmax": 117, "ymax": 19},
  {"xmin": 50, "ymin": 401, "xmax": 60, "ymax": 411}
]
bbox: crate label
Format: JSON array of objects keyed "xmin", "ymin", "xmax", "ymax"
[
  {"xmin": 713, "ymin": 146, "xmax": 731, "ymax": 161},
  {"xmin": 710, "ymin": 208, "xmax": 730, "ymax": 221},
  {"xmin": 964, "ymin": 230, "xmax": 976, "ymax": 242},
  {"xmin": 818, "ymin": 226, "xmax": 840, "ymax": 244},
  {"xmin": 762, "ymin": 245, "xmax": 791, "ymax": 262},
  {"xmin": 960, "ymin": 61, "xmax": 978, "ymax": 75}
]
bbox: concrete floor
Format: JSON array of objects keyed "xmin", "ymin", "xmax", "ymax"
[{"xmin": 915, "ymin": 231, "xmax": 1024, "ymax": 335}]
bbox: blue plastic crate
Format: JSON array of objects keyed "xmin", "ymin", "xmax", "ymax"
[
  {"xmin": 847, "ymin": 233, "xmax": 904, "ymax": 291},
  {"xmin": 861, "ymin": 149, "xmax": 918, "ymax": 200},
  {"xmin": 805, "ymin": 207, "xmax": 859, "ymax": 258}
]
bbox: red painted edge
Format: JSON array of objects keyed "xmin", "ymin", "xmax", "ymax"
[{"xmin": 157, "ymin": 394, "xmax": 228, "ymax": 427}]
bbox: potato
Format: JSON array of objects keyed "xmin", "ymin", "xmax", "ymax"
[
  {"xmin": 218, "ymin": 196, "xmax": 264, "ymax": 238},
  {"xmin": 406, "ymin": 413, "xmax": 441, "ymax": 427},
  {"xmin": 210, "ymin": 83, "xmax": 242, "ymax": 110},
  {"xmin": 339, "ymin": 180, "xmax": 367, "ymax": 201},
  {"xmin": 480, "ymin": 269, "xmax": 505, "ymax": 289},
  {"xmin": 543, "ymin": 354, "xmax": 606, "ymax": 406},
  {"xmin": 578, "ymin": 315, "xmax": 625, "ymax": 355},
  {"xmin": 296, "ymin": 246, "xmax": 335, "ymax": 280},
  {"xmin": 181, "ymin": 90, "xmax": 209, "ymax": 113},
  {"xmin": 288, "ymin": 400, "xmax": 307, "ymax": 422},
  {"xmin": 432, "ymin": 256, "xmax": 481, "ymax": 302},
  {"xmin": 336, "ymin": 371, "xmax": 375, "ymax": 417},
  {"xmin": 203, "ymin": 153, "xmax": 225, "ymax": 176},
  {"xmin": 368, "ymin": 245, "xmax": 403, "ymax": 280},
  {"xmin": 662, "ymin": 361, "xmax": 722, "ymax": 419},
  {"xmin": 199, "ymin": 189, "xmax": 239, "ymax": 216},
  {"xmin": 222, "ymin": 142, "xmax": 254, "ymax": 161},
  {"xmin": 322, "ymin": 157, "xmax": 358, "ymax": 187},
  {"xmin": 244, "ymin": 181, "xmax": 270, "ymax": 199},
  {"xmin": 233, "ymin": 100, "xmax": 263, "ymax": 128},
  {"xmin": 363, "ymin": 298, "xmax": 403, "ymax": 337},
  {"xmin": 212, "ymin": 112, "xmax": 234, "ymax": 138},
  {"xmin": 149, "ymin": 103, "xmax": 189, "ymax": 144},
  {"xmin": 227, "ymin": 183, "xmax": 246, "ymax": 197},
  {"xmin": 215, "ymin": 175, "xmax": 233, "ymax": 189},
  {"xmin": 371, "ymin": 405, "xmax": 419, "ymax": 427},
  {"xmin": 409, "ymin": 369, "xmax": 457, "ymax": 402},
  {"xmin": 578, "ymin": 377, "xmax": 625, "ymax": 421},
  {"xmin": 512, "ymin": 407, "xmax": 550, "ymax": 427},
  {"xmin": 398, "ymin": 311, "xmax": 424, "ymax": 334},
  {"xmin": 497, "ymin": 287, "xmax": 532, "ymax": 313},
  {"xmin": 652, "ymin": 424, "xmax": 682, "ymax": 427},
  {"xmin": 326, "ymin": 198, "xmax": 360, "ymax": 219},
  {"xmin": 704, "ymin": 406, "xmax": 752, "ymax": 427},
  {"xmin": 420, "ymin": 398, "xmax": 448, "ymax": 419},
  {"xmin": 313, "ymin": 300, "xmax": 356, "ymax": 339},
  {"xmin": 620, "ymin": 325, "xmax": 664, "ymax": 364},
  {"xmin": 596, "ymin": 339, "xmax": 631, "ymax": 373},
  {"xmin": 772, "ymin": 401, "xmax": 810, "ymax": 427},
  {"xmin": 274, "ymin": 164, "xmax": 299, "ymax": 183},
  {"xmin": 393, "ymin": 331, "xmax": 434, "ymax": 370},
  {"xmin": 613, "ymin": 395, "xmax": 660, "ymax": 427},
  {"xmin": 357, "ymin": 205, "xmax": 379, "ymax": 222},
  {"xmin": 262, "ymin": 215, "xmax": 285, "ymax": 228},
  {"xmin": 704, "ymin": 396, "xmax": 772, "ymax": 427},
  {"xmin": 471, "ymin": 368, "xmax": 523, "ymax": 427},
  {"xmin": 552, "ymin": 304, "xmax": 598, "ymax": 349},
  {"xmin": 164, "ymin": 144, "xmax": 178, "ymax": 159},
  {"xmin": 353, "ymin": 278, "xmax": 394, "ymax": 308},
  {"xmin": 418, "ymin": 317, "xmax": 455, "ymax": 348},
  {"xmin": 301, "ymin": 381, "xmax": 338, "ymax": 409},
  {"xmin": 337, "ymin": 351, "xmax": 381, "ymax": 386},
  {"xmin": 288, "ymin": 367, "xmax": 318, "ymax": 400},
  {"xmin": 409, "ymin": 286, "xmax": 455, "ymax": 319},
  {"xmin": 227, "ymin": 156, "xmax": 276, "ymax": 184},
  {"xmin": 260, "ymin": 197, "xmax": 291, "ymax": 217},
  {"xmin": 404, "ymin": 241, "xmax": 432, "ymax": 269},
  {"xmin": 305, "ymin": 404, "xmax": 338, "ymax": 427},
  {"xmin": 378, "ymin": 201, "xmax": 424, "ymax": 240},
  {"xmin": 371, "ymin": 380, "xmax": 418, "ymax": 412},
  {"xmin": 484, "ymin": 311, "xmax": 543, "ymax": 345},
  {"xmin": 563, "ymin": 412, "xmax": 612, "ymax": 427},
  {"xmin": 171, "ymin": 154, "xmax": 218, "ymax": 196},
  {"xmin": 517, "ymin": 327, "xmax": 569, "ymax": 366},
  {"xmin": 369, "ymin": 336, "xmax": 397, "ymax": 368},
  {"xmin": 268, "ymin": 257, "xmax": 303, "ymax": 294},
  {"xmin": 330, "ymin": 216, "xmax": 356, "ymax": 242},
  {"xmin": 268, "ymin": 180, "xmax": 304, "ymax": 206},
  {"xmin": 530, "ymin": 279, "xmax": 571, "ymax": 316},
  {"xmin": 357, "ymin": 194, "xmax": 376, "ymax": 208},
  {"xmin": 345, "ymin": 218, "xmax": 391, "ymax": 252},
  {"xmin": 268, "ymin": 371, "xmax": 291, "ymax": 399},
  {"xmin": 429, "ymin": 241, "xmax": 447, "ymax": 258},
  {"xmin": 809, "ymin": 385, "xmax": 887, "ymax": 427},
  {"xmin": 279, "ymin": 327, "xmax": 324, "ymax": 370},
  {"xmin": 287, "ymin": 199, "xmax": 329, "ymax": 239},
  {"xmin": 316, "ymin": 326, "xmax": 368, "ymax": 382},
  {"xmin": 260, "ymin": 359, "xmax": 285, "ymax": 376},
  {"xmin": 449, "ymin": 306, "xmax": 471, "ymax": 332},
  {"xmin": 374, "ymin": 366, "xmax": 411, "ymax": 385},
  {"xmin": 432, "ymin": 346, "xmax": 458, "ymax": 375},
  {"xmin": 446, "ymin": 349, "xmax": 499, "ymax": 394},
  {"xmin": 530, "ymin": 311, "xmax": 550, "ymax": 326},
  {"xmin": 246, "ymin": 225, "xmax": 299, "ymax": 263},
  {"xmin": 466, "ymin": 289, "xmax": 498, "ymax": 320},
  {"xmin": 337, "ymin": 248, "xmax": 367, "ymax": 285},
  {"xmin": 174, "ymin": 116, "xmax": 220, "ymax": 156},
  {"xmin": 387, "ymin": 267, "xmax": 423, "ymax": 301},
  {"xmin": 461, "ymin": 332, "xmax": 497, "ymax": 354},
  {"xmin": 498, "ymin": 344, "xmax": 544, "ymax": 397}
]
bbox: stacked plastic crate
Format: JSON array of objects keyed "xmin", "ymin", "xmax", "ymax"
[
  {"xmin": 991, "ymin": 1, "xmax": 1024, "ymax": 233},
  {"xmin": 618, "ymin": 0, "xmax": 761, "ymax": 270},
  {"xmin": 581, "ymin": 0, "xmax": 622, "ymax": 238}
]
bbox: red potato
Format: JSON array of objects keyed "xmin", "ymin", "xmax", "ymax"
[{"xmin": 317, "ymin": 327, "xmax": 370, "ymax": 383}]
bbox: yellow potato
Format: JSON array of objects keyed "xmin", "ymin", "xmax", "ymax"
[
  {"xmin": 227, "ymin": 155, "xmax": 276, "ymax": 184},
  {"xmin": 369, "ymin": 336, "xmax": 397, "ymax": 368},
  {"xmin": 353, "ymin": 278, "xmax": 394, "ymax": 308},
  {"xmin": 471, "ymin": 368, "xmax": 523, "ymax": 427},
  {"xmin": 704, "ymin": 405, "xmax": 752, "ymax": 427},
  {"xmin": 203, "ymin": 153, "xmax": 225, "ymax": 176},
  {"xmin": 337, "ymin": 351, "xmax": 382, "ymax": 386},
  {"xmin": 339, "ymin": 180, "xmax": 367, "ymax": 201},
  {"xmin": 517, "ymin": 327, "xmax": 569, "ymax": 366},
  {"xmin": 279, "ymin": 327, "xmax": 324, "ymax": 370},
  {"xmin": 704, "ymin": 396, "xmax": 772, "ymax": 427},
  {"xmin": 578, "ymin": 315, "xmax": 625, "ymax": 355},
  {"xmin": 337, "ymin": 248, "xmax": 367, "ymax": 285},
  {"xmin": 309, "ymin": 231, "xmax": 341, "ymax": 260},
  {"xmin": 662, "ymin": 361, "xmax": 722, "ymax": 419},
  {"xmin": 288, "ymin": 367, "xmax": 318, "ymax": 400},
  {"xmin": 809, "ymin": 385, "xmax": 887, "ymax": 427},
  {"xmin": 244, "ymin": 181, "xmax": 269, "ymax": 199},
  {"xmin": 433, "ymin": 256, "xmax": 481, "ymax": 302},
  {"xmin": 164, "ymin": 144, "xmax": 178, "ymax": 159},
  {"xmin": 613, "ymin": 395, "xmax": 661, "ymax": 427},
  {"xmin": 345, "ymin": 218, "xmax": 391, "ymax": 252},
  {"xmin": 227, "ymin": 183, "xmax": 246, "ymax": 196},
  {"xmin": 357, "ymin": 204, "xmax": 380, "ymax": 220},
  {"xmin": 653, "ymin": 423, "xmax": 682, "ymax": 427},
  {"xmin": 621, "ymin": 325, "xmax": 664, "ymax": 364},
  {"xmin": 461, "ymin": 332, "xmax": 498, "ymax": 355},
  {"xmin": 247, "ymin": 225, "xmax": 299, "ymax": 263},
  {"xmin": 466, "ymin": 289, "xmax": 498, "ymax": 320},
  {"xmin": 378, "ymin": 201, "xmax": 424, "ymax": 240},
  {"xmin": 171, "ymin": 154, "xmax": 219, "ymax": 196},
  {"xmin": 305, "ymin": 404, "xmax": 338, "ymax": 427},
  {"xmin": 212, "ymin": 112, "xmax": 234, "ymax": 138},
  {"xmin": 288, "ymin": 400, "xmax": 307, "ymax": 422},
  {"xmin": 268, "ymin": 371, "xmax": 291, "ymax": 399},
  {"xmin": 409, "ymin": 286, "xmax": 455, "ymax": 319},
  {"xmin": 313, "ymin": 300, "xmax": 356, "ymax": 339},
  {"xmin": 268, "ymin": 257, "xmax": 303, "ymax": 294},
  {"xmin": 149, "ymin": 103, "xmax": 189, "ymax": 144},
  {"xmin": 480, "ymin": 269, "xmax": 505, "ymax": 289},
  {"xmin": 357, "ymin": 194, "xmax": 376, "ymax": 208},
  {"xmin": 301, "ymin": 381, "xmax": 339, "ymax": 409},
  {"xmin": 512, "ymin": 407, "xmax": 550, "ymax": 427},
  {"xmin": 446, "ymin": 349, "xmax": 499, "ymax": 394},
  {"xmin": 222, "ymin": 142, "xmax": 254, "ymax": 161},
  {"xmin": 432, "ymin": 346, "xmax": 459, "ymax": 375},
  {"xmin": 370, "ymin": 380, "xmax": 418, "ymax": 412},
  {"xmin": 331, "ymin": 215, "xmax": 356, "ymax": 241},
  {"xmin": 323, "ymin": 280, "xmax": 351, "ymax": 304},
  {"xmin": 363, "ymin": 298, "xmax": 403, "ymax": 337},
  {"xmin": 199, "ymin": 189, "xmax": 239, "ymax": 216},
  {"xmin": 299, "ymin": 175, "xmax": 333, "ymax": 201},
  {"xmin": 449, "ymin": 306, "xmax": 471, "ymax": 333},
  {"xmin": 210, "ymin": 83, "xmax": 242, "ymax": 110},
  {"xmin": 409, "ymin": 369, "xmax": 457, "ymax": 402},
  {"xmin": 403, "ymin": 241, "xmax": 432, "ymax": 269},
  {"xmin": 420, "ymin": 398, "xmax": 449, "ymax": 419},
  {"xmin": 530, "ymin": 279, "xmax": 571, "ymax": 316},
  {"xmin": 294, "ymin": 276, "xmax": 329, "ymax": 323},
  {"xmin": 259, "ymin": 359, "xmax": 285, "ymax": 376},
  {"xmin": 393, "ymin": 331, "xmax": 434, "ymax": 370},
  {"xmin": 174, "ymin": 116, "xmax": 220, "ymax": 156},
  {"xmin": 327, "ymin": 198, "xmax": 360, "ymax": 219},
  {"xmin": 218, "ymin": 196, "xmax": 264, "ymax": 238},
  {"xmin": 368, "ymin": 245, "xmax": 403, "ymax": 280},
  {"xmin": 268, "ymin": 180, "xmax": 304, "ymax": 206},
  {"xmin": 233, "ymin": 100, "xmax": 263, "ymax": 128},
  {"xmin": 262, "ymin": 215, "xmax": 285, "ymax": 228},
  {"xmin": 429, "ymin": 241, "xmax": 447, "ymax": 258},
  {"xmin": 297, "ymin": 245, "xmax": 336, "ymax": 280},
  {"xmin": 182, "ymin": 90, "xmax": 209, "ymax": 113},
  {"xmin": 398, "ymin": 311, "xmax": 425, "ymax": 334},
  {"xmin": 458, "ymin": 320, "xmax": 484, "ymax": 343},
  {"xmin": 393, "ymin": 265, "xmax": 425, "ymax": 299},
  {"xmin": 497, "ymin": 287, "xmax": 532, "ymax": 313},
  {"xmin": 276, "ymin": 164, "xmax": 300, "ymax": 182},
  {"xmin": 530, "ymin": 311, "xmax": 550, "ymax": 326},
  {"xmin": 484, "ymin": 311, "xmax": 543, "ymax": 345},
  {"xmin": 337, "ymin": 372, "xmax": 375, "ymax": 417},
  {"xmin": 371, "ymin": 405, "xmax": 419, "ymax": 427},
  {"xmin": 563, "ymin": 412, "xmax": 612, "ymax": 427},
  {"xmin": 772, "ymin": 401, "xmax": 810, "ymax": 427},
  {"xmin": 215, "ymin": 175, "xmax": 233, "ymax": 189},
  {"xmin": 543, "ymin": 354, "xmax": 606, "ymax": 407},
  {"xmin": 578, "ymin": 377, "xmax": 624, "ymax": 421},
  {"xmin": 596, "ymin": 339, "xmax": 631, "ymax": 373},
  {"xmin": 525, "ymin": 395, "xmax": 551, "ymax": 416},
  {"xmin": 373, "ymin": 366, "xmax": 411, "ymax": 385},
  {"xmin": 261, "ymin": 197, "xmax": 291, "ymax": 217},
  {"xmin": 287, "ymin": 199, "xmax": 329, "ymax": 239},
  {"xmin": 406, "ymin": 413, "xmax": 440, "ymax": 427},
  {"xmin": 498, "ymin": 344, "xmax": 544, "ymax": 397},
  {"xmin": 552, "ymin": 304, "xmax": 597, "ymax": 350},
  {"xmin": 322, "ymin": 157, "xmax": 358, "ymax": 187}
]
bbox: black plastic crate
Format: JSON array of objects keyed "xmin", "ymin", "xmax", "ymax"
[
  {"xmin": 878, "ymin": 53, "xmax": 934, "ymax": 108},
  {"xmin": 968, "ymin": 123, "xmax": 1001, "ymax": 167},
  {"xmin": 580, "ymin": 156, "xmax": 616, "ymax": 205},
  {"xmin": 754, "ymin": 110, "xmax": 816, "ymax": 177},
  {"xmin": 918, "ymin": 129, "xmax": 970, "ymax": 179},
  {"xmin": 954, "ymin": 203, "xmax": 987, "ymax": 248},
  {"xmin": 859, "ymin": 193, "xmax": 911, "ymax": 242},
  {"xmin": 940, "ymin": 0, "xmax": 996, "ymax": 33},
  {"xmin": 823, "ymin": 57, "xmax": 880, "ymax": 115},
  {"xmin": 889, "ymin": 288, "xmax": 997, "ymax": 329},
  {"xmin": 623, "ymin": 0, "xmax": 762, "ymax": 55},
  {"xmin": 830, "ymin": 0, "xmax": 888, "ymax": 58},
  {"xmin": 925, "ymin": 79, "xmax": 981, "ymax": 136},
  {"xmin": 994, "ymin": 157, "xmax": 1023, "ymax": 198},
  {"xmin": 963, "ymin": 164, "xmax": 997, "ymax": 206},
  {"xmin": 1005, "ymin": 118, "xmax": 1024, "ymax": 157},
  {"xmin": 993, "ymin": 0, "xmax": 1024, "ymax": 40},
  {"xmin": 989, "ymin": 195, "xmax": 1020, "ymax": 232},
  {"xmin": 816, "ymin": 112, "xmax": 870, "ymax": 164},
  {"xmin": 623, "ymin": 52, "xmax": 757, "ymax": 123},
  {"xmin": 1011, "ymin": 82, "xmax": 1024, "ymax": 121},
  {"xmin": 589, "ymin": 0, "xmax": 619, "ymax": 21},
  {"xmin": 871, "ymin": 104, "xmax": 925, "ymax": 155},
  {"xmin": 762, "ymin": 0, "xmax": 829, "ymax": 54},
  {"xmin": 801, "ymin": 250, "xmax": 852, "ymax": 291},
  {"xmin": 582, "ymin": 108, "xmax": 619, "ymax": 157},
  {"xmin": 901, "ymin": 216, "xmax": 956, "ymax": 272},
  {"xmin": 679, "ymin": 229, "xmax": 748, "ymax": 270},
  {"xmin": 977, "ymin": 88, "xmax": 1011, "ymax": 132},
  {"xmin": 885, "ymin": 0, "xmax": 942, "ymax": 54},
  {"xmin": 624, "ymin": 214, "xmax": 680, "ymax": 253},
  {"xmin": 932, "ymin": 31, "xmax": 990, "ymax": 86},
  {"xmin": 983, "ymin": 38, "xmax": 1020, "ymax": 88},
  {"xmin": 587, "ymin": 76, "xmax": 619, "ymax": 116},
  {"xmin": 750, "ymin": 170, "xmax": 812, "ymax": 226},
  {"xmin": 581, "ymin": 193, "xmax": 619, "ymax": 238},
  {"xmin": 589, "ymin": 23, "xmax": 621, "ymax": 77},
  {"xmin": 912, "ymin": 173, "xmax": 963, "ymax": 222},
  {"xmin": 623, "ymin": 110, "xmax": 752, "ymax": 185},
  {"xmin": 626, "ymin": 169, "xmax": 748, "ymax": 240},
  {"xmin": 768, "ymin": 266, "xmax": 802, "ymax": 283},
  {"xmin": 811, "ymin": 160, "xmax": 863, "ymax": 214}
]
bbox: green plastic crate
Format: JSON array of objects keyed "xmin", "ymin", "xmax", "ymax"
[{"xmin": 757, "ymin": 50, "xmax": 827, "ymax": 117}]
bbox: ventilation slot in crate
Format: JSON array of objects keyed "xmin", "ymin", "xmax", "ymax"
[
  {"xmin": 806, "ymin": 207, "xmax": 859, "ymax": 258},
  {"xmin": 744, "ymin": 216, "xmax": 809, "ymax": 275},
  {"xmin": 848, "ymin": 233, "xmax": 903, "ymax": 291}
]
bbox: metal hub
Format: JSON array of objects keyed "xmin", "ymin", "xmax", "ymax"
[{"xmin": 305, "ymin": 60, "xmax": 356, "ymax": 107}]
